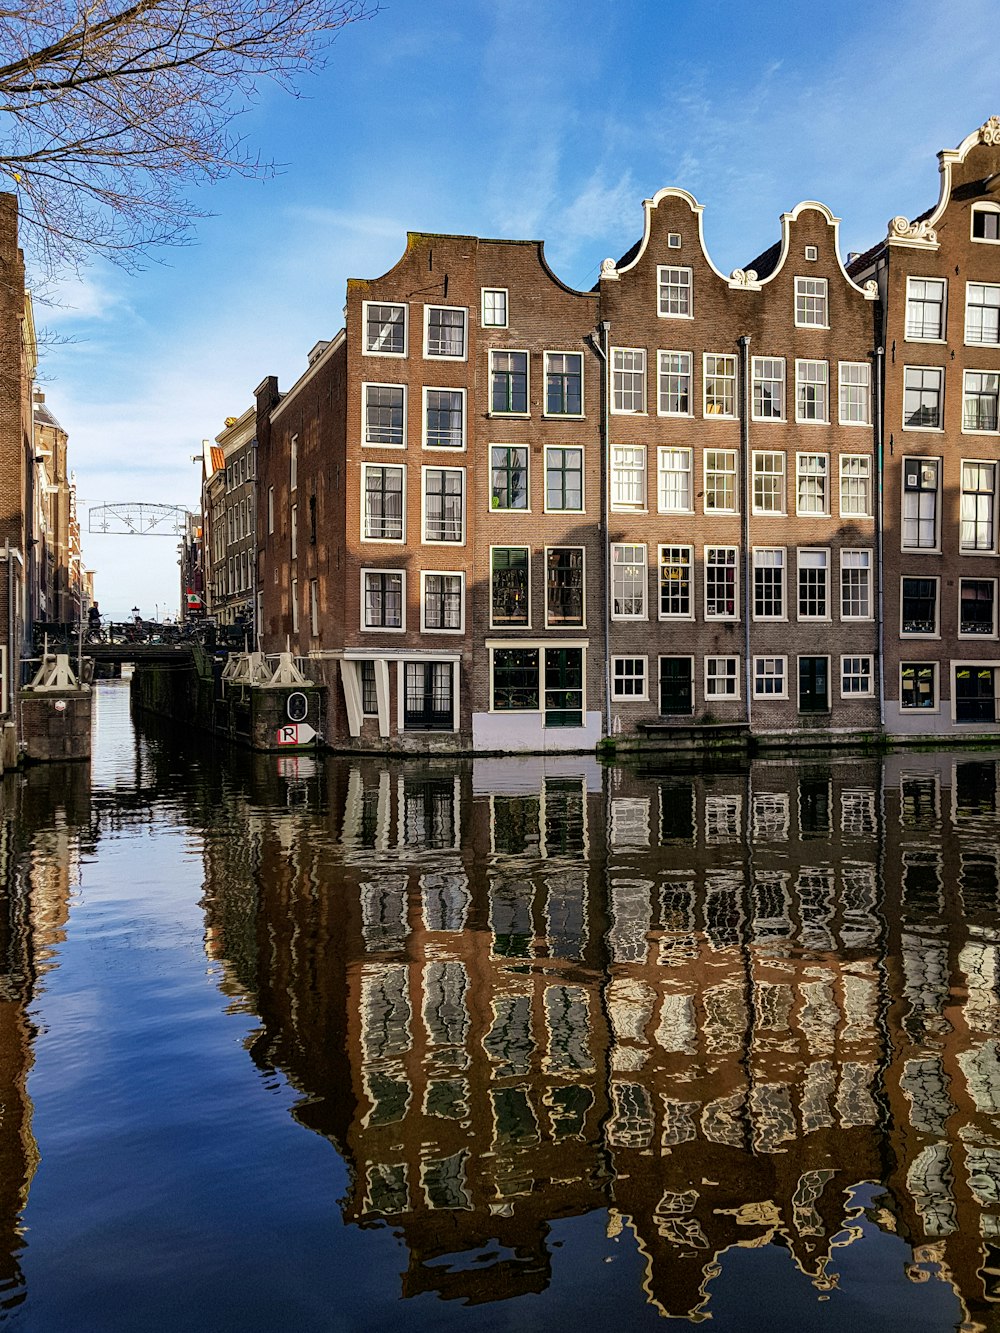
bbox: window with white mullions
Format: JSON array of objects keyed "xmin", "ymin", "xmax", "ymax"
[
  {"xmin": 658, "ymin": 351, "xmax": 692, "ymax": 415},
  {"xmin": 612, "ymin": 348, "xmax": 646, "ymax": 413},
  {"xmin": 704, "ymin": 449, "xmax": 737, "ymax": 512},
  {"xmin": 839, "ymin": 455, "xmax": 871, "ymax": 516},
  {"xmin": 612, "ymin": 657, "xmax": 646, "ymax": 700},
  {"xmin": 796, "ymin": 360, "xmax": 829, "ymax": 423},
  {"xmin": 795, "ymin": 276, "xmax": 828, "ymax": 327},
  {"xmin": 705, "ymin": 656, "xmax": 739, "ymax": 700},
  {"xmin": 425, "ymin": 306, "xmax": 466, "ymax": 358},
  {"xmin": 753, "ymin": 656, "xmax": 786, "ymax": 698},
  {"xmin": 423, "ymin": 468, "xmax": 464, "ymax": 542},
  {"xmin": 659, "ymin": 546, "xmax": 692, "ymax": 618},
  {"xmin": 753, "ymin": 548, "xmax": 785, "ymax": 619},
  {"xmin": 424, "ymin": 389, "xmax": 464, "ymax": 448},
  {"xmin": 965, "ymin": 283, "xmax": 1000, "ymax": 344},
  {"xmin": 840, "ymin": 550, "xmax": 872, "ymax": 619},
  {"xmin": 960, "ymin": 461, "xmax": 996, "ymax": 551},
  {"xmin": 611, "ymin": 544, "xmax": 647, "ymax": 619},
  {"xmin": 482, "ymin": 289, "xmax": 507, "ymax": 328},
  {"xmin": 752, "ymin": 357, "xmax": 784, "ymax": 420},
  {"xmin": 364, "ymin": 464, "xmax": 404, "ymax": 541},
  {"xmin": 839, "ymin": 362, "xmax": 871, "ymax": 425},
  {"xmin": 841, "ymin": 656, "xmax": 873, "ymax": 696},
  {"xmin": 657, "ymin": 266, "xmax": 692, "ymax": 317},
  {"xmin": 903, "ymin": 367, "xmax": 943, "ymax": 429},
  {"xmin": 705, "ymin": 547, "xmax": 737, "ymax": 618},
  {"xmin": 704, "ymin": 354, "xmax": 737, "ymax": 416},
  {"xmin": 905, "ymin": 278, "xmax": 946, "ymax": 339},
  {"xmin": 797, "ymin": 549, "xmax": 829, "ymax": 619},
  {"xmin": 752, "ymin": 451, "xmax": 785, "ymax": 514},
  {"xmin": 796, "ymin": 453, "xmax": 828, "ymax": 515},
  {"xmin": 903, "ymin": 458, "xmax": 940, "ymax": 549},
  {"xmin": 364, "ymin": 384, "xmax": 405, "ymax": 446},
  {"xmin": 963, "ymin": 372, "xmax": 999, "ymax": 432},
  {"xmin": 657, "ymin": 446, "xmax": 692, "ymax": 512},
  {"xmin": 611, "ymin": 446, "xmax": 646, "ymax": 510}
]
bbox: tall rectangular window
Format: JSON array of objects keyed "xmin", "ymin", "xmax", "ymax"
[
  {"xmin": 482, "ymin": 289, "xmax": 507, "ymax": 328},
  {"xmin": 796, "ymin": 360, "xmax": 829, "ymax": 423},
  {"xmin": 422, "ymin": 573, "xmax": 463, "ymax": 631},
  {"xmin": 424, "ymin": 388, "xmax": 464, "ymax": 448},
  {"xmin": 753, "ymin": 548, "xmax": 785, "ymax": 619},
  {"xmin": 423, "ymin": 468, "xmax": 464, "ymax": 542},
  {"xmin": 797, "ymin": 549, "xmax": 829, "ymax": 619},
  {"xmin": 309, "ymin": 580, "xmax": 319, "ymax": 637},
  {"xmin": 545, "ymin": 447, "xmax": 584, "ymax": 511},
  {"xmin": 658, "ymin": 351, "xmax": 692, "ymax": 415},
  {"xmin": 658, "ymin": 447, "xmax": 692, "ymax": 512},
  {"xmin": 544, "ymin": 648, "xmax": 584, "ymax": 727},
  {"xmin": 491, "ymin": 548, "xmax": 529, "ymax": 627},
  {"xmin": 611, "ymin": 446, "xmax": 646, "ymax": 510},
  {"xmin": 963, "ymin": 372, "xmax": 999, "ymax": 432},
  {"xmin": 960, "ymin": 461, "xmax": 996, "ymax": 551},
  {"xmin": 290, "ymin": 503, "xmax": 297, "ymax": 558},
  {"xmin": 752, "ymin": 357, "xmax": 785, "ymax": 420},
  {"xmin": 363, "ymin": 571, "xmax": 403, "ymax": 629},
  {"xmin": 611, "ymin": 544, "xmax": 647, "ymax": 619},
  {"xmin": 905, "ymin": 278, "xmax": 946, "ymax": 339},
  {"xmin": 903, "ymin": 458, "xmax": 940, "ymax": 549},
  {"xmin": 490, "ymin": 351, "xmax": 528, "ymax": 414},
  {"xmin": 904, "ymin": 367, "xmax": 944, "ymax": 429},
  {"xmin": 267, "ymin": 486, "xmax": 274, "ymax": 534},
  {"xmin": 290, "ymin": 435, "xmax": 298, "ymax": 491},
  {"xmin": 752, "ymin": 451, "xmax": 785, "ymax": 514},
  {"xmin": 901, "ymin": 663, "xmax": 936, "ymax": 710},
  {"xmin": 545, "ymin": 352, "xmax": 583, "ymax": 416},
  {"xmin": 839, "ymin": 455, "xmax": 871, "ymax": 517},
  {"xmin": 359, "ymin": 661, "xmax": 378, "ymax": 715},
  {"xmin": 901, "ymin": 577, "xmax": 938, "ymax": 635},
  {"xmin": 704, "ymin": 449, "xmax": 737, "ymax": 512},
  {"xmin": 492, "ymin": 648, "xmax": 539, "ymax": 711},
  {"xmin": 546, "ymin": 549, "xmax": 585, "ymax": 626},
  {"xmin": 704, "ymin": 354, "xmax": 737, "ymax": 417},
  {"xmin": 659, "ymin": 546, "xmax": 692, "ymax": 618},
  {"xmin": 364, "ymin": 302, "xmax": 406, "ymax": 356},
  {"xmin": 291, "ymin": 577, "xmax": 298, "ymax": 633},
  {"xmin": 841, "ymin": 550, "xmax": 872, "ymax": 619},
  {"xmin": 705, "ymin": 547, "xmax": 737, "ymax": 619},
  {"xmin": 795, "ymin": 277, "xmax": 828, "ymax": 327},
  {"xmin": 960, "ymin": 579, "xmax": 996, "ymax": 636},
  {"xmin": 965, "ymin": 283, "xmax": 1000, "ymax": 345},
  {"xmin": 796, "ymin": 453, "xmax": 829, "ymax": 515},
  {"xmin": 424, "ymin": 306, "xmax": 466, "ymax": 358},
  {"xmin": 490, "ymin": 445, "xmax": 528, "ymax": 511},
  {"xmin": 612, "ymin": 348, "xmax": 646, "ymax": 413},
  {"xmin": 657, "ymin": 266, "xmax": 692, "ymax": 317},
  {"xmin": 363, "ymin": 464, "xmax": 404, "ymax": 541},
  {"xmin": 839, "ymin": 362, "xmax": 871, "ymax": 425}
]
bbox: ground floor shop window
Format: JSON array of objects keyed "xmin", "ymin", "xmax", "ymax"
[
  {"xmin": 900, "ymin": 662, "xmax": 936, "ymax": 711},
  {"xmin": 955, "ymin": 666, "xmax": 998, "ymax": 723},
  {"xmin": 403, "ymin": 661, "xmax": 454, "ymax": 730},
  {"xmin": 490, "ymin": 646, "xmax": 584, "ymax": 727}
]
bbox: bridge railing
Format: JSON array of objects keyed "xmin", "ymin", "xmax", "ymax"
[{"xmin": 31, "ymin": 619, "xmax": 231, "ymax": 655}]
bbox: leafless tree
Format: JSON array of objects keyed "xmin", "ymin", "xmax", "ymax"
[{"xmin": 0, "ymin": 0, "xmax": 377, "ymax": 272}]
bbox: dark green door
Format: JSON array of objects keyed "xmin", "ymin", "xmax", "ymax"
[
  {"xmin": 659, "ymin": 658, "xmax": 693, "ymax": 715},
  {"xmin": 799, "ymin": 656, "xmax": 829, "ymax": 713}
]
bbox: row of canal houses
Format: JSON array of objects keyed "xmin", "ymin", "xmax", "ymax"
[{"xmin": 203, "ymin": 120, "xmax": 1000, "ymax": 753}]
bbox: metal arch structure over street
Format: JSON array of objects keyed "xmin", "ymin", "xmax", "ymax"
[{"xmin": 88, "ymin": 503, "xmax": 190, "ymax": 536}]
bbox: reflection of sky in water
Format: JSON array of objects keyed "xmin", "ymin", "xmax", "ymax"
[{"xmin": 7, "ymin": 683, "xmax": 1000, "ymax": 1326}]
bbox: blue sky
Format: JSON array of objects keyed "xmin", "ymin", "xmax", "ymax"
[{"xmin": 37, "ymin": 0, "xmax": 998, "ymax": 618}]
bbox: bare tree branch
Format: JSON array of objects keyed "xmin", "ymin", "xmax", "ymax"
[{"xmin": 0, "ymin": 0, "xmax": 378, "ymax": 272}]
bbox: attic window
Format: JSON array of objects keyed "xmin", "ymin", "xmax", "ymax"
[
  {"xmin": 972, "ymin": 204, "xmax": 1000, "ymax": 243},
  {"xmin": 667, "ymin": 233, "xmax": 682, "ymax": 249},
  {"xmin": 805, "ymin": 245, "xmax": 818, "ymax": 262}
]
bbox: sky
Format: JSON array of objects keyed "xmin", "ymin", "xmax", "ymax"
[{"xmin": 31, "ymin": 0, "xmax": 1000, "ymax": 619}]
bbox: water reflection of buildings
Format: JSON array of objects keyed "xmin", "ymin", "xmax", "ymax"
[
  {"xmin": 0, "ymin": 765, "xmax": 89, "ymax": 1311},
  {"xmin": 201, "ymin": 750, "xmax": 1000, "ymax": 1328}
]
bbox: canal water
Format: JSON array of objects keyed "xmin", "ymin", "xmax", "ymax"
[{"xmin": 0, "ymin": 682, "xmax": 998, "ymax": 1330}]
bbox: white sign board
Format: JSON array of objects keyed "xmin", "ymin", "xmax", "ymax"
[{"xmin": 275, "ymin": 722, "xmax": 317, "ymax": 746}]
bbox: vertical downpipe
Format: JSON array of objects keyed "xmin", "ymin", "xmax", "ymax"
[
  {"xmin": 738, "ymin": 335, "xmax": 752, "ymax": 728},
  {"xmin": 591, "ymin": 322, "xmax": 612, "ymax": 740},
  {"xmin": 5, "ymin": 540, "xmax": 14, "ymax": 719},
  {"xmin": 874, "ymin": 344, "xmax": 885, "ymax": 728}
]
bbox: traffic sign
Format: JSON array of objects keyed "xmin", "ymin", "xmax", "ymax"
[{"xmin": 276, "ymin": 722, "xmax": 317, "ymax": 746}]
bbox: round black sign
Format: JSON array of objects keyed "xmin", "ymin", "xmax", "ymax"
[{"xmin": 287, "ymin": 691, "xmax": 309, "ymax": 723}]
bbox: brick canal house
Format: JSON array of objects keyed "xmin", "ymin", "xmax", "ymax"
[{"xmin": 251, "ymin": 120, "xmax": 1000, "ymax": 753}]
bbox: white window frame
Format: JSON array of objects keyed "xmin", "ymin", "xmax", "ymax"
[
  {"xmin": 611, "ymin": 543, "xmax": 648, "ymax": 620},
  {"xmin": 421, "ymin": 466, "xmax": 466, "ymax": 545},
  {"xmin": 657, "ymin": 351, "xmax": 693, "ymax": 416},
  {"xmin": 361, "ymin": 568, "xmax": 406, "ymax": 632},
  {"xmin": 291, "ymin": 577, "xmax": 298, "ymax": 633},
  {"xmin": 899, "ymin": 661, "xmax": 939, "ymax": 713},
  {"xmin": 610, "ymin": 446, "xmax": 646, "ymax": 512},
  {"xmin": 971, "ymin": 202, "xmax": 1000, "ymax": 245},
  {"xmin": 658, "ymin": 545, "xmax": 694, "ymax": 621},
  {"xmin": 657, "ymin": 265, "xmax": 693, "ymax": 319},
  {"xmin": 290, "ymin": 502, "xmax": 297, "ymax": 559},
  {"xmin": 752, "ymin": 451, "xmax": 785, "ymax": 515},
  {"xmin": 840, "ymin": 549, "xmax": 873, "ymax": 621},
  {"xmin": 487, "ymin": 642, "xmax": 586, "ymax": 722},
  {"xmin": 905, "ymin": 277, "xmax": 947, "ymax": 342},
  {"xmin": 703, "ymin": 449, "xmax": 738, "ymax": 514},
  {"xmin": 611, "ymin": 347, "xmax": 646, "ymax": 414},
  {"xmin": 960, "ymin": 459, "xmax": 997, "ymax": 553},
  {"xmin": 900, "ymin": 575, "xmax": 940, "ymax": 638},
  {"xmin": 704, "ymin": 546, "xmax": 739, "ymax": 621},
  {"xmin": 544, "ymin": 445, "xmax": 585, "ymax": 514},
  {"xmin": 705, "ymin": 656, "xmax": 740, "ymax": 701},
  {"xmin": 964, "ymin": 282, "xmax": 1000, "ymax": 346},
  {"xmin": 267, "ymin": 485, "xmax": 274, "ymax": 534},
  {"xmin": 309, "ymin": 579, "xmax": 319, "ymax": 637},
  {"xmin": 797, "ymin": 548, "xmax": 831, "ymax": 622},
  {"xmin": 753, "ymin": 547, "xmax": 786, "ymax": 621},
  {"xmin": 420, "ymin": 570, "xmax": 465, "ymax": 634},
  {"xmin": 839, "ymin": 455, "xmax": 872, "ymax": 517},
  {"xmin": 902, "ymin": 456, "xmax": 941, "ymax": 551},
  {"xmin": 362, "ymin": 300, "xmax": 407, "ymax": 358},
  {"xmin": 840, "ymin": 655, "xmax": 874, "ymax": 699},
  {"xmin": 290, "ymin": 434, "xmax": 298, "ymax": 492},
  {"xmin": 657, "ymin": 446, "xmax": 693, "ymax": 513},
  {"xmin": 489, "ymin": 349, "xmax": 530, "ymax": 417},
  {"xmin": 611, "ymin": 656, "xmax": 648, "ymax": 702},
  {"xmin": 958, "ymin": 576, "xmax": 998, "ymax": 640},
  {"xmin": 794, "ymin": 276, "xmax": 828, "ymax": 328},
  {"xmin": 796, "ymin": 453, "xmax": 829, "ymax": 516},
  {"xmin": 489, "ymin": 444, "xmax": 530, "ymax": 513},
  {"xmin": 361, "ymin": 462, "xmax": 406, "ymax": 544},
  {"xmin": 903, "ymin": 365, "xmax": 944, "ymax": 431},
  {"xmin": 362, "ymin": 382, "xmax": 407, "ymax": 449},
  {"xmin": 422, "ymin": 386, "xmax": 466, "ymax": 450},
  {"xmin": 543, "ymin": 350, "xmax": 585, "ymax": 419},
  {"xmin": 423, "ymin": 305, "xmax": 468, "ymax": 361},
  {"xmin": 481, "ymin": 288, "xmax": 508, "ymax": 328},
  {"xmin": 489, "ymin": 545, "xmax": 531, "ymax": 631},
  {"xmin": 753, "ymin": 655, "xmax": 788, "ymax": 700},
  {"xmin": 544, "ymin": 547, "xmax": 587, "ymax": 629},
  {"xmin": 838, "ymin": 362, "xmax": 871, "ymax": 425},
  {"xmin": 752, "ymin": 357, "xmax": 785, "ymax": 421},
  {"xmin": 962, "ymin": 370, "xmax": 1000, "ymax": 434},
  {"xmin": 703, "ymin": 353, "xmax": 737, "ymax": 418},
  {"xmin": 795, "ymin": 359, "xmax": 829, "ymax": 424}
]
